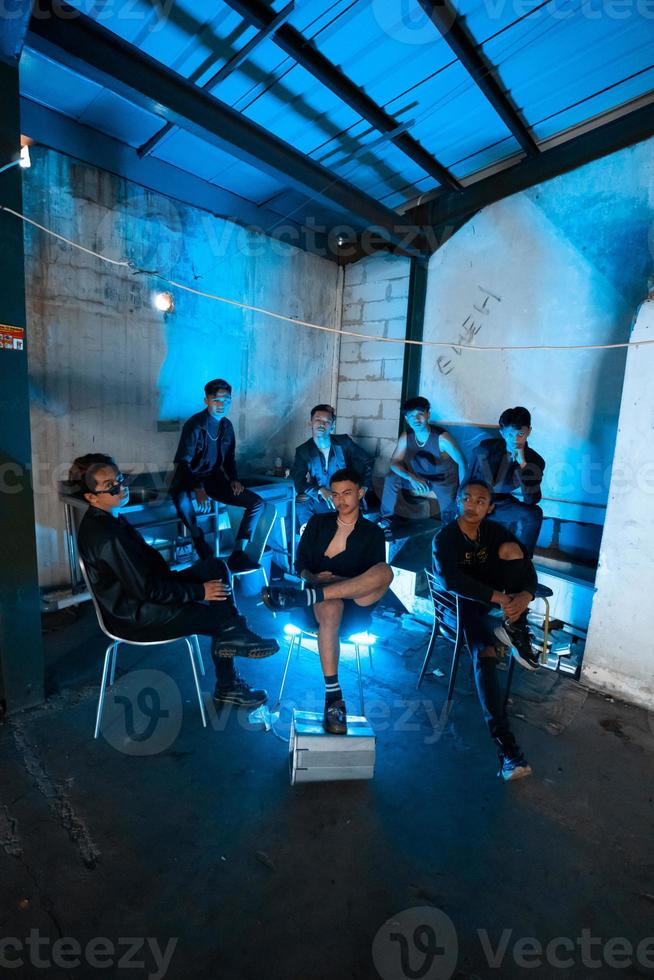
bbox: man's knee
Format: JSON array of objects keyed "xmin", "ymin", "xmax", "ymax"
[
  {"xmin": 314, "ymin": 598, "xmax": 344, "ymax": 627},
  {"xmin": 375, "ymin": 562, "xmax": 394, "ymax": 587},
  {"xmin": 499, "ymin": 541, "xmax": 524, "ymax": 561}
]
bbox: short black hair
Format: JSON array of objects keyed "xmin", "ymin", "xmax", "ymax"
[
  {"xmin": 330, "ymin": 467, "xmax": 364, "ymax": 488},
  {"xmin": 499, "ymin": 406, "xmax": 531, "ymax": 429},
  {"xmin": 204, "ymin": 378, "xmax": 232, "ymax": 397},
  {"xmin": 402, "ymin": 396, "xmax": 430, "ymax": 414},
  {"xmin": 457, "ymin": 479, "xmax": 494, "ymax": 500},
  {"xmin": 310, "ymin": 403, "xmax": 336, "ymax": 420},
  {"xmin": 68, "ymin": 453, "xmax": 117, "ymax": 495}
]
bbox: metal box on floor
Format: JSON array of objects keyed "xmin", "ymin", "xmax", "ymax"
[{"xmin": 289, "ymin": 710, "xmax": 376, "ymax": 784}]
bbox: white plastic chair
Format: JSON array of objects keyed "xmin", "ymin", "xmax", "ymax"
[{"xmin": 79, "ymin": 558, "xmax": 207, "ymax": 737}]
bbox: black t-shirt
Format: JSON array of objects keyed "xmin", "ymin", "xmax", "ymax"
[
  {"xmin": 296, "ymin": 513, "xmax": 386, "ymax": 579},
  {"xmin": 432, "ymin": 518, "xmax": 536, "ymax": 604}
]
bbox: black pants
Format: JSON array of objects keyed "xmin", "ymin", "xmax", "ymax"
[
  {"xmin": 127, "ymin": 559, "xmax": 240, "ymax": 686},
  {"xmin": 458, "ymin": 555, "xmax": 534, "ymax": 745},
  {"xmin": 380, "ymin": 472, "xmax": 457, "ymax": 523},
  {"xmin": 491, "ymin": 497, "xmax": 543, "ymax": 558},
  {"xmin": 171, "ymin": 471, "xmax": 264, "ymax": 559}
]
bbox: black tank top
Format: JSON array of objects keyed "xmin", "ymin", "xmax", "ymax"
[{"xmin": 405, "ymin": 425, "xmax": 458, "ymax": 487}]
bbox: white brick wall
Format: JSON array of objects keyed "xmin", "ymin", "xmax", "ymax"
[{"xmin": 335, "ymin": 254, "xmax": 410, "ymax": 480}]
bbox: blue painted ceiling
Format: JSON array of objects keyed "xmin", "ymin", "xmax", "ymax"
[{"xmin": 19, "ymin": 0, "xmax": 654, "ymax": 238}]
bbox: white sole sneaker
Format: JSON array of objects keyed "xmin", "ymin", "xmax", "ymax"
[
  {"xmin": 501, "ymin": 762, "xmax": 533, "ymax": 782},
  {"xmin": 494, "ymin": 623, "xmax": 539, "ymax": 671}
]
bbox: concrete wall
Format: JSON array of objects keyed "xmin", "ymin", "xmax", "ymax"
[
  {"xmin": 420, "ymin": 137, "xmax": 654, "ymax": 523},
  {"xmin": 583, "ymin": 296, "xmax": 654, "ymax": 710},
  {"xmin": 24, "ymin": 149, "xmax": 341, "ymax": 589},
  {"xmin": 336, "ymin": 254, "xmax": 410, "ymax": 479}
]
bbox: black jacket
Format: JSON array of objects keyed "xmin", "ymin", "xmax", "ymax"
[
  {"xmin": 174, "ymin": 410, "xmax": 237, "ymax": 485},
  {"xmin": 292, "ymin": 434, "xmax": 373, "ymax": 497},
  {"xmin": 78, "ymin": 506, "xmax": 204, "ymax": 637},
  {"xmin": 296, "ymin": 512, "xmax": 385, "ymax": 579},
  {"xmin": 432, "ymin": 519, "xmax": 537, "ymax": 604},
  {"xmin": 469, "ymin": 437, "xmax": 545, "ymax": 505}
]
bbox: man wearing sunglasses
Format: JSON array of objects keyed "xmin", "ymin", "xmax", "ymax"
[
  {"xmin": 170, "ymin": 378, "xmax": 264, "ymax": 572},
  {"xmin": 73, "ymin": 454, "xmax": 278, "ymax": 708}
]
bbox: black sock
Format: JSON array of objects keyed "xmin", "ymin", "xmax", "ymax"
[
  {"xmin": 214, "ymin": 656, "xmax": 236, "ymax": 689},
  {"xmin": 324, "ymin": 673, "xmax": 342, "ymax": 706}
]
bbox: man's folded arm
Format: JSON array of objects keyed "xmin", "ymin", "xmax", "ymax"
[
  {"xmin": 292, "ymin": 446, "xmax": 317, "ymax": 496},
  {"xmin": 517, "ymin": 456, "xmax": 544, "ymax": 505},
  {"xmin": 100, "ymin": 538, "xmax": 204, "ymax": 604}
]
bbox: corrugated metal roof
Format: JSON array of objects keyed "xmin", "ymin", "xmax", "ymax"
[{"xmin": 20, "ymin": 0, "xmax": 654, "ymax": 241}]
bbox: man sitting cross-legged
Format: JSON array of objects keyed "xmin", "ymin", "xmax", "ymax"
[
  {"xmin": 261, "ymin": 468, "xmax": 393, "ymax": 734},
  {"xmin": 432, "ymin": 479, "xmax": 541, "ymax": 781},
  {"xmin": 72, "ymin": 453, "xmax": 278, "ymax": 709}
]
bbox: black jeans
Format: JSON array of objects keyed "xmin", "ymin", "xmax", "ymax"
[
  {"xmin": 171, "ymin": 471, "xmax": 264, "ymax": 559},
  {"xmin": 380, "ymin": 472, "xmax": 457, "ymax": 524},
  {"xmin": 127, "ymin": 558, "xmax": 239, "ymax": 686},
  {"xmin": 491, "ymin": 497, "xmax": 543, "ymax": 558},
  {"xmin": 458, "ymin": 556, "xmax": 535, "ymax": 745}
]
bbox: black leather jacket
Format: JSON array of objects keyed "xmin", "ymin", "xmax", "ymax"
[{"xmin": 77, "ymin": 506, "xmax": 204, "ymax": 638}]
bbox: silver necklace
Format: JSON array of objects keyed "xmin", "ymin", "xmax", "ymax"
[
  {"xmin": 414, "ymin": 428, "xmax": 430, "ymax": 448},
  {"xmin": 206, "ymin": 419, "xmax": 223, "ymax": 441},
  {"xmin": 337, "ymin": 517, "xmax": 357, "ymax": 528}
]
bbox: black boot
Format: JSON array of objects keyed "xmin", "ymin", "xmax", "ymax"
[
  {"xmin": 212, "ymin": 619, "xmax": 279, "ymax": 659},
  {"xmin": 214, "ymin": 670, "xmax": 268, "ymax": 708}
]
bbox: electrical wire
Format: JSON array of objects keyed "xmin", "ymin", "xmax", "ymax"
[{"xmin": 1, "ymin": 203, "xmax": 651, "ymax": 354}]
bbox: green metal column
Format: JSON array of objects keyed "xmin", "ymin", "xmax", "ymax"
[
  {"xmin": 399, "ymin": 256, "xmax": 429, "ymax": 433},
  {"xmin": 0, "ymin": 59, "xmax": 44, "ymax": 713}
]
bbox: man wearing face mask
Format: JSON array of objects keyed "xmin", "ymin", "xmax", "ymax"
[
  {"xmin": 292, "ymin": 404, "xmax": 375, "ymax": 528},
  {"xmin": 468, "ymin": 406, "xmax": 545, "ymax": 558},
  {"xmin": 170, "ymin": 378, "xmax": 264, "ymax": 571},
  {"xmin": 72, "ymin": 453, "xmax": 278, "ymax": 708}
]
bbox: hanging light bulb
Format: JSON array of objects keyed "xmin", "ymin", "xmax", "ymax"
[
  {"xmin": 153, "ymin": 291, "xmax": 175, "ymax": 313},
  {"xmin": 19, "ymin": 146, "xmax": 31, "ymax": 169}
]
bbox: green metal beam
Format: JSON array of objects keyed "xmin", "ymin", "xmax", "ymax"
[
  {"xmin": 0, "ymin": 60, "xmax": 44, "ymax": 714},
  {"xmin": 399, "ymin": 256, "xmax": 429, "ymax": 433}
]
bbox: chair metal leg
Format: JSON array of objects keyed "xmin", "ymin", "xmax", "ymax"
[
  {"xmin": 354, "ymin": 643, "xmax": 365, "ymax": 716},
  {"xmin": 185, "ymin": 638, "xmax": 207, "ymax": 728},
  {"xmin": 109, "ymin": 641, "xmax": 118, "ymax": 687},
  {"xmin": 417, "ymin": 622, "xmax": 438, "ymax": 689},
  {"xmin": 367, "ymin": 643, "xmax": 373, "ymax": 669},
  {"xmin": 94, "ymin": 642, "xmax": 115, "ymax": 739},
  {"xmin": 261, "ymin": 565, "xmax": 276, "ymax": 618},
  {"xmin": 274, "ymin": 633, "xmax": 297, "ymax": 708},
  {"xmin": 540, "ymin": 598, "xmax": 551, "ymax": 665},
  {"xmin": 446, "ymin": 635, "xmax": 463, "ymax": 705},
  {"xmin": 192, "ymin": 634, "xmax": 205, "ymax": 676}
]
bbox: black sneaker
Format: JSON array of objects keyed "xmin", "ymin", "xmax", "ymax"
[
  {"xmin": 227, "ymin": 550, "xmax": 260, "ymax": 573},
  {"xmin": 213, "ymin": 678, "xmax": 268, "ymax": 708},
  {"xmin": 323, "ymin": 698, "xmax": 347, "ymax": 735},
  {"xmin": 498, "ymin": 751, "xmax": 533, "ymax": 782},
  {"xmin": 261, "ymin": 586, "xmax": 308, "ymax": 612},
  {"xmin": 213, "ymin": 625, "xmax": 279, "ymax": 659},
  {"xmin": 494, "ymin": 618, "xmax": 540, "ymax": 671}
]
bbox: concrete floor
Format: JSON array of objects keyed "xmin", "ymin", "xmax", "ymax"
[{"xmin": 2, "ymin": 594, "xmax": 654, "ymax": 980}]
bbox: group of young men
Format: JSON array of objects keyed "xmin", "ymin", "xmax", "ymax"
[{"xmin": 72, "ymin": 376, "xmax": 547, "ymax": 780}]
